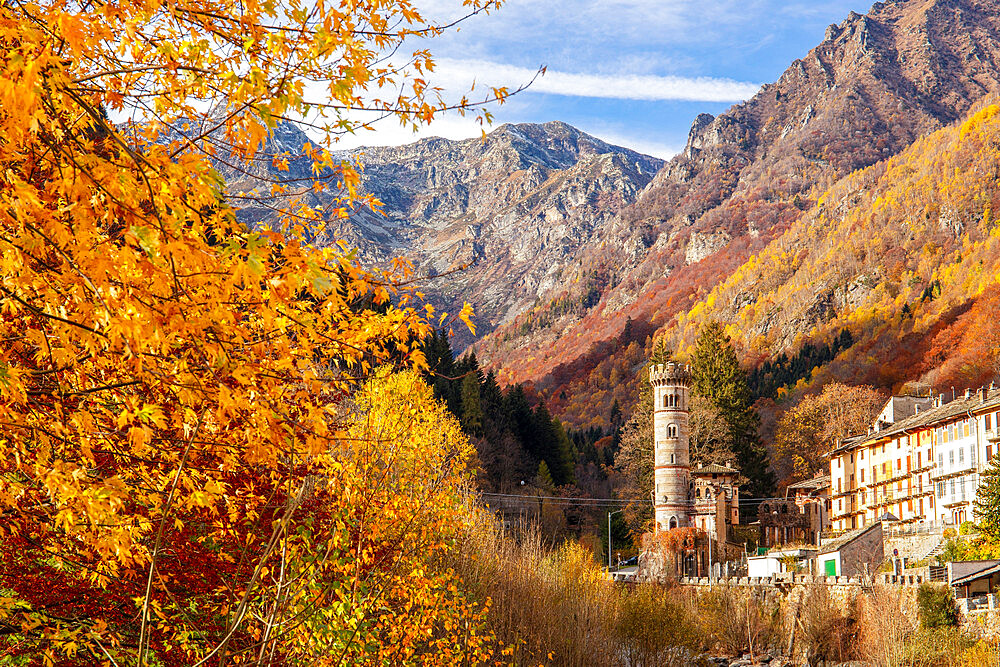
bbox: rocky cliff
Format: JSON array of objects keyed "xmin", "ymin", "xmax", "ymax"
[{"xmin": 220, "ymin": 121, "xmax": 662, "ymax": 348}]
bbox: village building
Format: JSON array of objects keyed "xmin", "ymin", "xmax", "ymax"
[
  {"xmin": 758, "ymin": 498, "xmax": 823, "ymax": 549},
  {"xmin": 691, "ymin": 462, "xmax": 740, "ymax": 540},
  {"xmin": 747, "ymin": 546, "xmax": 817, "ymax": 577},
  {"xmin": 948, "ymin": 560, "xmax": 1000, "ymax": 600},
  {"xmin": 816, "ymin": 522, "xmax": 884, "ymax": 577},
  {"xmin": 644, "ymin": 362, "xmax": 743, "ymax": 577},
  {"xmin": 828, "ymin": 385, "xmax": 1000, "ymax": 531}
]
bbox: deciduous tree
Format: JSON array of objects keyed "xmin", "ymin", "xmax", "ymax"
[
  {"xmin": 0, "ymin": 0, "xmax": 511, "ymax": 663},
  {"xmin": 774, "ymin": 383, "xmax": 883, "ymax": 481}
]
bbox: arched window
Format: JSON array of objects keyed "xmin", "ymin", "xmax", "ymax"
[
  {"xmin": 668, "ymin": 516, "xmax": 678, "ymax": 530},
  {"xmin": 668, "ymin": 424, "xmax": 677, "ymax": 438},
  {"xmin": 695, "ymin": 488, "xmax": 701, "ymax": 498},
  {"xmin": 663, "ymin": 394, "xmax": 669, "ymax": 408},
  {"xmin": 706, "ymin": 489, "xmax": 713, "ymax": 500}
]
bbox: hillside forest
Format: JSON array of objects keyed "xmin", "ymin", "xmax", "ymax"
[{"xmin": 470, "ymin": 100, "xmax": 1000, "ymax": 493}]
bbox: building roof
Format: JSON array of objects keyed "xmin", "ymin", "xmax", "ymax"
[
  {"xmin": 828, "ymin": 384, "xmax": 1000, "ymax": 457},
  {"xmin": 950, "ymin": 560, "xmax": 1000, "ymax": 587},
  {"xmin": 818, "ymin": 522, "xmax": 883, "ymax": 555},
  {"xmin": 691, "ymin": 463, "xmax": 739, "ymax": 476},
  {"xmin": 787, "ymin": 475, "xmax": 831, "ymax": 491}
]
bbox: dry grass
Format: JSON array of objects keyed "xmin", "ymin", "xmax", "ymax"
[
  {"xmin": 451, "ymin": 508, "xmax": 709, "ymax": 666},
  {"xmin": 796, "ymin": 583, "xmax": 859, "ymax": 664},
  {"xmin": 449, "ymin": 507, "xmax": 990, "ymax": 666},
  {"xmin": 696, "ymin": 585, "xmax": 787, "ymax": 659}
]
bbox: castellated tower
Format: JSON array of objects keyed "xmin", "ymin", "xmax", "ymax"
[{"xmin": 650, "ymin": 362, "xmax": 693, "ymax": 531}]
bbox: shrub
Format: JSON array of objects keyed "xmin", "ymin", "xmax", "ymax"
[
  {"xmin": 916, "ymin": 584, "xmax": 958, "ymax": 629},
  {"xmin": 616, "ymin": 585, "xmax": 702, "ymax": 667},
  {"xmin": 962, "ymin": 639, "xmax": 1000, "ymax": 667},
  {"xmin": 960, "ymin": 520, "xmax": 978, "ymax": 536},
  {"xmin": 697, "ymin": 586, "xmax": 786, "ymax": 657},
  {"xmin": 898, "ymin": 627, "xmax": 975, "ymax": 667},
  {"xmin": 943, "ymin": 527, "xmax": 958, "ymax": 539},
  {"xmin": 937, "ymin": 538, "xmax": 972, "ymax": 564},
  {"xmin": 798, "ymin": 584, "xmax": 859, "ymax": 664},
  {"xmin": 858, "ymin": 586, "xmax": 917, "ymax": 667}
]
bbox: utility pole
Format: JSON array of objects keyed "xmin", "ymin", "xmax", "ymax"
[
  {"xmin": 608, "ymin": 509, "xmax": 624, "ymax": 572},
  {"xmin": 708, "ymin": 526, "xmax": 713, "ymax": 580}
]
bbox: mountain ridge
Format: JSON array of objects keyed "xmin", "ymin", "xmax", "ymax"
[{"xmin": 470, "ymin": 0, "xmax": 1000, "ymax": 430}]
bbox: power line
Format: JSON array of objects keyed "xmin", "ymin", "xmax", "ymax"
[{"xmin": 477, "ymin": 491, "xmax": 801, "ymax": 510}]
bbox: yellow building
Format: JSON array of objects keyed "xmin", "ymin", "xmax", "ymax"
[{"xmin": 828, "ymin": 386, "xmax": 1000, "ymax": 531}]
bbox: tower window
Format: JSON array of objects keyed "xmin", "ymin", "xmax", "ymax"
[{"xmin": 668, "ymin": 425, "xmax": 677, "ymax": 438}]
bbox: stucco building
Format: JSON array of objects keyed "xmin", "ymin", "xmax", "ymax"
[{"xmin": 828, "ymin": 384, "xmax": 1000, "ymax": 531}]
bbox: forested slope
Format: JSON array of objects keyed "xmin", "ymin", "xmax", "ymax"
[
  {"xmin": 471, "ymin": 0, "xmax": 1000, "ymax": 430},
  {"xmin": 668, "ymin": 101, "xmax": 1000, "ymax": 395}
]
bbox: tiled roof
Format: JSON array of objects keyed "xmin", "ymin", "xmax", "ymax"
[
  {"xmin": 828, "ymin": 385, "xmax": 1000, "ymax": 456},
  {"xmin": 691, "ymin": 463, "xmax": 739, "ymax": 475},
  {"xmin": 787, "ymin": 475, "xmax": 831, "ymax": 491}
]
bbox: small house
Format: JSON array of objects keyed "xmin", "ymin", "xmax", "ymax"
[{"xmin": 816, "ymin": 522, "xmax": 884, "ymax": 577}]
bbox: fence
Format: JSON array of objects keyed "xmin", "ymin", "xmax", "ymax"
[{"xmin": 610, "ymin": 572, "xmax": 926, "ymax": 586}]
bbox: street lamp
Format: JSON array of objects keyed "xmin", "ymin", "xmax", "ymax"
[{"xmin": 609, "ymin": 509, "xmax": 624, "ymax": 572}]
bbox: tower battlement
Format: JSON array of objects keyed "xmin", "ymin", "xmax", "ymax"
[{"xmin": 649, "ymin": 362, "xmax": 692, "ymax": 386}]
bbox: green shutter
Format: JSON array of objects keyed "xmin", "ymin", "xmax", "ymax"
[{"xmin": 824, "ymin": 559, "xmax": 837, "ymax": 576}]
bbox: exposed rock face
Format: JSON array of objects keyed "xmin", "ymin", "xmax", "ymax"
[
  {"xmin": 219, "ymin": 120, "xmax": 662, "ymax": 347},
  {"xmin": 685, "ymin": 230, "xmax": 731, "ymax": 265}
]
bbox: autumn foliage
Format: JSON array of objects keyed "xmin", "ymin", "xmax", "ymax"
[{"xmin": 0, "ymin": 0, "xmax": 505, "ymax": 664}]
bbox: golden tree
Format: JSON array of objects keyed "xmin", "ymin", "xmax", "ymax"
[
  {"xmin": 0, "ymin": 0, "xmax": 514, "ymax": 663},
  {"xmin": 774, "ymin": 383, "xmax": 883, "ymax": 481}
]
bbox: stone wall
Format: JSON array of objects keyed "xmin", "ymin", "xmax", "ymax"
[{"xmin": 615, "ymin": 571, "xmax": 928, "ymax": 586}]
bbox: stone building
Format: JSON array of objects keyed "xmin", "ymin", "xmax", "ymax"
[
  {"xmin": 645, "ymin": 362, "xmax": 744, "ymax": 576},
  {"xmin": 691, "ymin": 462, "xmax": 740, "ymax": 542},
  {"xmin": 650, "ymin": 362, "xmax": 693, "ymax": 530},
  {"xmin": 758, "ymin": 474, "xmax": 832, "ymax": 548},
  {"xmin": 758, "ymin": 499, "xmax": 823, "ymax": 548},
  {"xmin": 816, "ymin": 522, "xmax": 884, "ymax": 578}
]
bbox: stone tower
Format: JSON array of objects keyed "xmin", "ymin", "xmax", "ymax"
[{"xmin": 650, "ymin": 362, "xmax": 693, "ymax": 531}]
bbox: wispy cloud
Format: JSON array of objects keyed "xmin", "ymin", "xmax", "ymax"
[{"xmin": 433, "ymin": 58, "xmax": 760, "ymax": 103}]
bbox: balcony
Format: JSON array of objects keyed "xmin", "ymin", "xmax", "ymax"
[{"xmin": 930, "ymin": 465, "xmax": 977, "ymax": 482}]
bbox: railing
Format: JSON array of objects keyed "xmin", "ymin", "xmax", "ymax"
[
  {"xmin": 958, "ymin": 594, "xmax": 998, "ymax": 614},
  {"xmin": 884, "ymin": 520, "xmax": 950, "ymax": 537}
]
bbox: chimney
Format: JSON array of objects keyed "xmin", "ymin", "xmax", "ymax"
[
  {"xmin": 981, "ymin": 386, "xmax": 989, "ymax": 401},
  {"xmin": 937, "ymin": 393, "xmax": 945, "ymax": 407},
  {"xmin": 964, "ymin": 388, "xmax": 972, "ymax": 400}
]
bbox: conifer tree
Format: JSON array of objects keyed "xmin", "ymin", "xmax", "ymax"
[
  {"xmin": 691, "ymin": 322, "xmax": 775, "ymax": 497},
  {"xmin": 533, "ymin": 401, "xmax": 575, "ymax": 486},
  {"xmin": 460, "ymin": 372, "xmax": 484, "ymax": 436},
  {"xmin": 535, "ymin": 460, "xmax": 556, "ymax": 491},
  {"xmin": 975, "ymin": 458, "xmax": 1000, "ymax": 539}
]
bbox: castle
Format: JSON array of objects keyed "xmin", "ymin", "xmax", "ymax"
[{"xmin": 647, "ymin": 362, "xmax": 743, "ymax": 576}]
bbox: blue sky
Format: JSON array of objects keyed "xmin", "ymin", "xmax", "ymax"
[{"xmin": 338, "ymin": 0, "xmax": 874, "ymax": 158}]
